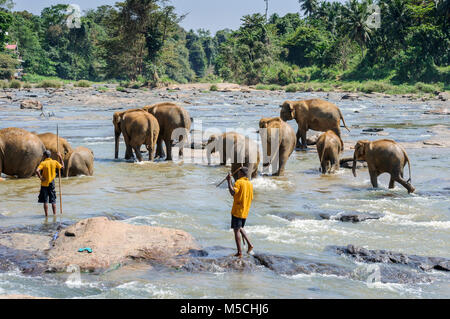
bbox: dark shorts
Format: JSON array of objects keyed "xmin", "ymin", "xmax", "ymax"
[
  {"xmin": 38, "ymin": 181, "xmax": 56, "ymax": 204},
  {"xmin": 231, "ymin": 215, "xmax": 246, "ymax": 230}
]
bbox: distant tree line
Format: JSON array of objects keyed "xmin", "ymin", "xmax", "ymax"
[{"xmin": 0, "ymin": 0, "xmax": 448, "ymax": 85}]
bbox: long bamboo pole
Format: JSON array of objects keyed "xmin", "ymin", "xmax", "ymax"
[
  {"xmin": 216, "ymin": 167, "xmax": 243, "ymax": 188},
  {"xmin": 56, "ymin": 125, "xmax": 63, "ymax": 214}
]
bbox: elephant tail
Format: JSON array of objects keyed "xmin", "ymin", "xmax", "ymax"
[
  {"xmin": 404, "ymin": 151, "xmax": 412, "ymax": 183},
  {"xmin": 339, "ymin": 109, "xmax": 350, "ymax": 132}
]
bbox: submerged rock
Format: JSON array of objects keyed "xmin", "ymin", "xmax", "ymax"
[
  {"xmin": 319, "ymin": 212, "xmax": 384, "ymax": 223},
  {"xmin": 20, "ymin": 99, "xmax": 43, "ymax": 110},
  {"xmin": 47, "ymin": 217, "xmax": 199, "ymax": 272},
  {"xmin": 330, "ymin": 245, "xmax": 450, "ymax": 272},
  {"xmin": 271, "ymin": 212, "xmax": 303, "ymax": 221}
]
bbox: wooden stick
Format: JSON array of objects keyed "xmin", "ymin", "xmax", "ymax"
[
  {"xmin": 216, "ymin": 167, "xmax": 243, "ymax": 188},
  {"xmin": 56, "ymin": 125, "xmax": 63, "ymax": 214}
]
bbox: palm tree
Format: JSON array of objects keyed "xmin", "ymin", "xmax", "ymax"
[
  {"xmin": 342, "ymin": 0, "xmax": 374, "ymax": 58},
  {"xmin": 381, "ymin": 0, "xmax": 411, "ymax": 47},
  {"xmin": 264, "ymin": 0, "xmax": 269, "ymax": 22},
  {"xmin": 298, "ymin": 0, "xmax": 319, "ymax": 17}
]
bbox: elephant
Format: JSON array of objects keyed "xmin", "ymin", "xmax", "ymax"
[
  {"xmin": 258, "ymin": 117, "xmax": 296, "ymax": 176},
  {"xmin": 114, "ymin": 109, "xmax": 160, "ymax": 162},
  {"xmin": 316, "ymin": 130, "xmax": 343, "ymax": 174},
  {"xmin": 66, "ymin": 146, "xmax": 94, "ymax": 177},
  {"xmin": 206, "ymin": 132, "xmax": 260, "ymax": 181},
  {"xmin": 143, "ymin": 102, "xmax": 191, "ymax": 161},
  {"xmin": 280, "ymin": 98, "xmax": 350, "ymax": 149},
  {"xmin": 0, "ymin": 127, "xmax": 46, "ymax": 178},
  {"xmin": 113, "ymin": 108, "xmax": 143, "ymax": 160},
  {"xmin": 352, "ymin": 139, "xmax": 415, "ymax": 193},
  {"xmin": 37, "ymin": 132, "xmax": 73, "ymax": 174}
]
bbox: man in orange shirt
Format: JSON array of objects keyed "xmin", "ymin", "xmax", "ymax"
[
  {"xmin": 35, "ymin": 150, "xmax": 64, "ymax": 217},
  {"xmin": 226, "ymin": 167, "xmax": 254, "ymax": 257}
]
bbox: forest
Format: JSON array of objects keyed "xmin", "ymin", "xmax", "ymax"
[{"xmin": 0, "ymin": 0, "xmax": 448, "ymax": 91}]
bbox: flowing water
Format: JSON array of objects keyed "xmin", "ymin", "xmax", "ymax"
[{"xmin": 0, "ymin": 91, "xmax": 449, "ymax": 298}]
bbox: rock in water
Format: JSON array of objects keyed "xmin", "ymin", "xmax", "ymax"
[
  {"xmin": 331, "ymin": 244, "xmax": 450, "ymax": 272},
  {"xmin": 47, "ymin": 217, "xmax": 199, "ymax": 272},
  {"xmin": 319, "ymin": 212, "xmax": 384, "ymax": 223},
  {"xmin": 20, "ymin": 100, "xmax": 43, "ymax": 110}
]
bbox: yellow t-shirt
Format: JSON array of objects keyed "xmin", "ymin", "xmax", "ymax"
[
  {"xmin": 37, "ymin": 158, "xmax": 62, "ymax": 186},
  {"xmin": 231, "ymin": 177, "xmax": 253, "ymax": 219}
]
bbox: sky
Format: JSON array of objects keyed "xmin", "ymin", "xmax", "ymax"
[{"xmin": 11, "ymin": 0, "xmax": 304, "ymax": 33}]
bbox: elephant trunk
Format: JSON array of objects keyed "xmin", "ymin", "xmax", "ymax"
[
  {"xmin": 352, "ymin": 153, "xmax": 357, "ymax": 177},
  {"xmin": 115, "ymin": 131, "xmax": 120, "ymax": 159}
]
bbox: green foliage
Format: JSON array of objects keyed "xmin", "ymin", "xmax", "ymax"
[
  {"xmin": 209, "ymin": 84, "xmax": 218, "ymax": 91},
  {"xmin": 36, "ymin": 80, "xmax": 63, "ymax": 88},
  {"xmin": 74, "ymin": 80, "xmax": 91, "ymax": 87},
  {"xmin": 0, "ymin": 53, "xmax": 18, "ymax": 79},
  {"xmin": 9, "ymin": 79, "xmax": 21, "ymax": 88},
  {"xmin": 0, "ymin": 10, "xmax": 12, "ymax": 49},
  {"xmin": 3, "ymin": 0, "xmax": 448, "ymax": 88}
]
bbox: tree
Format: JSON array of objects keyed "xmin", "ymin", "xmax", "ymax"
[
  {"xmin": 264, "ymin": 0, "xmax": 269, "ymax": 22},
  {"xmin": 0, "ymin": 0, "xmax": 14, "ymax": 10},
  {"xmin": 0, "ymin": 10, "xmax": 12, "ymax": 50},
  {"xmin": 298, "ymin": 0, "xmax": 318, "ymax": 17},
  {"xmin": 342, "ymin": 0, "xmax": 374, "ymax": 57}
]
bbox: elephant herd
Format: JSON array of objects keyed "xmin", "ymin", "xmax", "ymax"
[
  {"xmin": 0, "ymin": 128, "xmax": 94, "ymax": 179},
  {"xmin": 114, "ymin": 99, "xmax": 415, "ymax": 194},
  {"xmin": 0, "ymin": 98, "xmax": 415, "ymax": 194}
]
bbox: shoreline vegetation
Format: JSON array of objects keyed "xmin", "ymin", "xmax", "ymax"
[
  {"xmin": 0, "ymin": 76, "xmax": 448, "ymax": 98},
  {"xmin": 0, "ymin": 0, "xmax": 448, "ymax": 97}
]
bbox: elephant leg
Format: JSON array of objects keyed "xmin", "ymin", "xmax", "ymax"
[
  {"xmin": 134, "ymin": 145, "xmax": 143, "ymax": 162},
  {"xmin": 156, "ymin": 136, "xmax": 165, "ymax": 159},
  {"xmin": 276, "ymin": 151, "xmax": 288, "ymax": 176},
  {"xmin": 122, "ymin": 132, "xmax": 134, "ymax": 160},
  {"xmin": 389, "ymin": 176, "xmax": 395, "ymax": 189},
  {"xmin": 148, "ymin": 146, "xmax": 154, "ymax": 161},
  {"xmin": 368, "ymin": 168, "xmax": 378, "ymax": 188},
  {"xmin": 165, "ymin": 135, "xmax": 173, "ymax": 161},
  {"xmin": 395, "ymin": 175, "xmax": 415, "ymax": 193},
  {"xmin": 296, "ymin": 129, "xmax": 302, "ymax": 149},
  {"xmin": 220, "ymin": 151, "xmax": 227, "ymax": 166},
  {"xmin": 246, "ymin": 163, "xmax": 256, "ymax": 180}
]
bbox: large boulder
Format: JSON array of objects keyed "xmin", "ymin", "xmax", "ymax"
[
  {"xmin": 47, "ymin": 217, "xmax": 199, "ymax": 272},
  {"xmin": 20, "ymin": 99, "xmax": 43, "ymax": 110}
]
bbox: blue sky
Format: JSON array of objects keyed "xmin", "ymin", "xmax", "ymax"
[{"xmin": 12, "ymin": 0, "xmax": 304, "ymax": 33}]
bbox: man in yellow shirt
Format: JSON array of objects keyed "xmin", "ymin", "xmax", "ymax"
[
  {"xmin": 35, "ymin": 150, "xmax": 64, "ymax": 217},
  {"xmin": 226, "ymin": 167, "xmax": 254, "ymax": 257}
]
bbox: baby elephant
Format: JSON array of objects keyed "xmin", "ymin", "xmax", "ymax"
[
  {"xmin": 316, "ymin": 130, "xmax": 343, "ymax": 174},
  {"xmin": 352, "ymin": 139, "xmax": 415, "ymax": 193}
]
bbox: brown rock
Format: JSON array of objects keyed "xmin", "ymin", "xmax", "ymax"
[
  {"xmin": 20, "ymin": 99, "xmax": 43, "ymax": 110},
  {"xmin": 47, "ymin": 217, "xmax": 199, "ymax": 272}
]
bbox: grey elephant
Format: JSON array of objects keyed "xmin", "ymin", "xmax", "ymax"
[
  {"xmin": 66, "ymin": 146, "xmax": 94, "ymax": 177},
  {"xmin": 280, "ymin": 98, "xmax": 349, "ymax": 149},
  {"xmin": 0, "ymin": 127, "xmax": 46, "ymax": 178},
  {"xmin": 316, "ymin": 130, "xmax": 343, "ymax": 174},
  {"xmin": 258, "ymin": 117, "xmax": 296, "ymax": 176},
  {"xmin": 352, "ymin": 139, "xmax": 415, "ymax": 193},
  {"xmin": 113, "ymin": 109, "xmax": 160, "ymax": 161},
  {"xmin": 143, "ymin": 102, "xmax": 191, "ymax": 161},
  {"xmin": 206, "ymin": 132, "xmax": 260, "ymax": 181}
]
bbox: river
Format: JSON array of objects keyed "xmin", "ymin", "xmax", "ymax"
[{"xmin": 0, "ymin": 89, "xmax": 449, "ymax": 298}]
